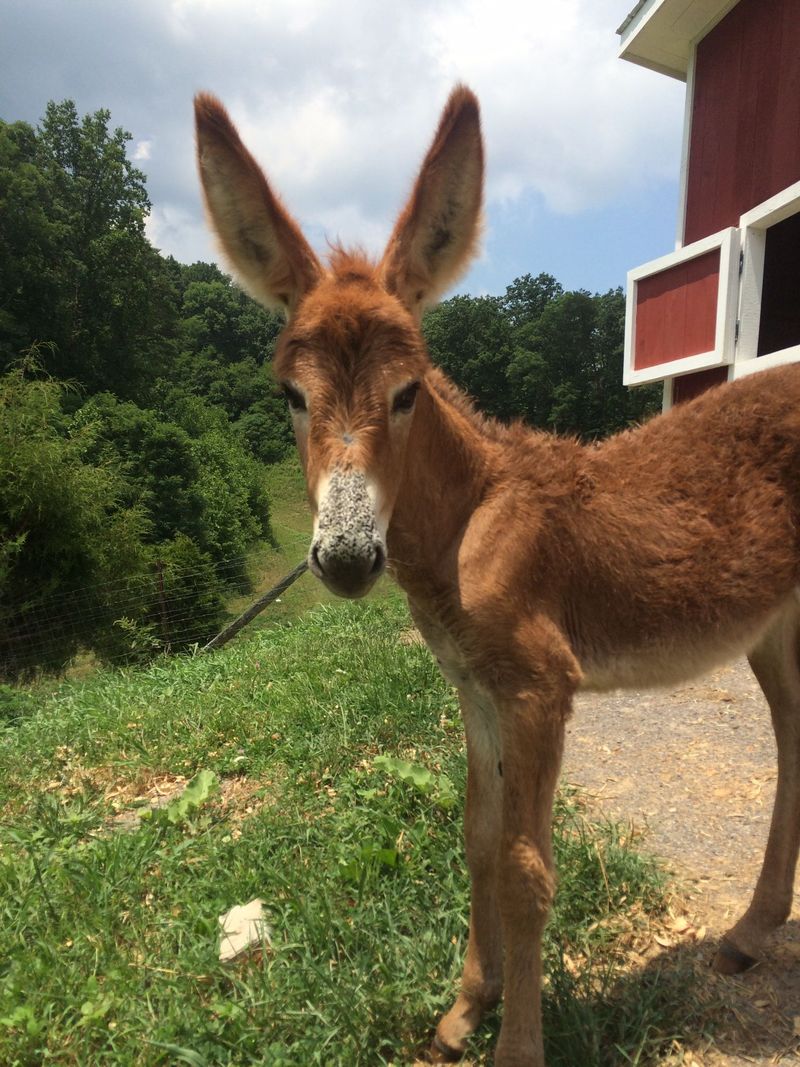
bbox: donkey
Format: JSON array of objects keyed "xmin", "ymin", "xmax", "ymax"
[{"xmin": 195, "ymin": 86, "xmax": 800, "ymax": 1066}]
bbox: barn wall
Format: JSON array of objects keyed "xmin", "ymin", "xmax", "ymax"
[
  {"xmin": 684, "ymin": 0, "xmax": 800, "ymax": 244},
  {"xmin": 671, "ymin": 366, "xmax": 729, "ymax": 405}
]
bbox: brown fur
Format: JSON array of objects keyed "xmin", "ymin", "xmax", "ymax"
[{"xmin": 196, "ymin": 86, "xmax": 800, "ymax": 1066}]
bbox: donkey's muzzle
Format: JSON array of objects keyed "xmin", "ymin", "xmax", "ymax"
[{"xmin": 309, "ymin": 468, "xmax": 387, "ymax": 599}]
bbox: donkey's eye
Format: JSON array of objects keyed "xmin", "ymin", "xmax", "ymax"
[
  {"xmin": 392, "ymin": 381, "xmax": 420, "ymax": 414},
  {"xmin": 282, "ymin": 383, "xmax": 307, "ymax": 413}
]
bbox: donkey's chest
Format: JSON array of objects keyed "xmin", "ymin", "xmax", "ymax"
[
  {"xmin": 419, "ymin": 619, "xmax": 502, "ymax": 762},
  {"xmin": 412, "ymin": 613, "xmax": 473, "ymax": 690}
]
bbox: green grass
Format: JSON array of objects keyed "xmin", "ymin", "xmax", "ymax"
[{"xmin": 0, "ymin": 598, "xmax": 704, "ymax": 1066}]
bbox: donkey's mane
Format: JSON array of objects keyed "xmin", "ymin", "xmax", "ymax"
[
  {"xmin": 327, "ymin": 245, "xmax": 380, "ymax": 286},
  {"xmin": 426, "ymin": 366, "xmax": 568, "ymax": 454}
]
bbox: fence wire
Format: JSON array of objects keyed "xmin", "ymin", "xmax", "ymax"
[{"xmin": 0, "ymin": 550, "xmax": 309, "ymax": 679}]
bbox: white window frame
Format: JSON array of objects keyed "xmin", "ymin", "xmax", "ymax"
[
  {"xmin": 624, "ymin": 226, "xmax": 740, "ymax": 387},
  {"xmin": 732, "ymin": 179, "xmax": 800, "ymax": 379},
  {"xmin": 674, "ymin": 45, "xmax": 696, "ymax": 250}
]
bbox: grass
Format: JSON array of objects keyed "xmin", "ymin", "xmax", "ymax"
[{"xmin": 0, "ymin": 598, "xmax": 705, "ymax": 1066}]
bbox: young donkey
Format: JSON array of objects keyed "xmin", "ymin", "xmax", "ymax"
[{"xmin": 196, "ymin": 87, "xmax": 800, "ymax": 1066}]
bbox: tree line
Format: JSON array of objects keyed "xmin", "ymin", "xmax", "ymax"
[
  {"xmin": 0, "ymin": 100, "xmax": 658, "ymax": 677},
  {"xmin": 423, "ymin": 276, "xmax": 659, "ymax": 437}
]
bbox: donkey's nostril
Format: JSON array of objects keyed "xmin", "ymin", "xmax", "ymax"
[
  {"xmin": 370, "ymin": 544, "xmax": 386, "ymax": 576},
  {"xmin": 310, "ymin": 543, "xmax": 324, "ymax": 576},
  {"xmin": 310, "ymin": 538, "xmax": 384, "ymax": 594}
]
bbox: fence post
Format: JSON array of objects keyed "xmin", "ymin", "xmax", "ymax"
[{"xmin": 202, "ymin": 559, "xmax": 309, "ymax": 653}]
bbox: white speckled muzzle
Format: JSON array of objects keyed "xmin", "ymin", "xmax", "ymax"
[{"xmin": 309, "ymin": 469, "xmax": 386, "ymax": 598}]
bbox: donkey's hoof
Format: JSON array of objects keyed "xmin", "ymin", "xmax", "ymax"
[
  {"xmin": 713, "ymin": 937, "xmax": 758, "ymax": 974},
  {"xmin": 427, "ymin": 1033, "xmax": 464, "ymax": 1062}
]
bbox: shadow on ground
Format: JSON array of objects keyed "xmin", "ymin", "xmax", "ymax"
[
  {"xmin": 414, "ymin": 924, "xmax": 800, "ymax": 1066},
  {"xmin": 550, "ymin": 921, "xmax": 800, "ymax": 1062}
]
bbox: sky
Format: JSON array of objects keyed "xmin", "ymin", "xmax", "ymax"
[{"xmin": 0, "ymin": 0, "xmax": 686, "ymax": 299}]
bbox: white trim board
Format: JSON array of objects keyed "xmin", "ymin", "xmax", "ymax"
[
  {"xmin": 732, "ymin": 345, "xmax": 800, "ymax": 379},
  {"xmin": 617, "ymin": 0, "xmax": 740, "ymax": 80},
  {"xmin": 675, "ymin": 45, "xmax": 696, "ymax": 249}
]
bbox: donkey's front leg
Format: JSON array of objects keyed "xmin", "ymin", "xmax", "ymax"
[
  {"xmin": 431, "ymin": 686, "xmax": 504, "ymax": 1061},
  {"xmin": 484, "ymin": 618, "xmax": 579, "ymax": 1067},
  {"xmin": 493, "ymin": 691, "xmax": 566, "ymax": 1067}
]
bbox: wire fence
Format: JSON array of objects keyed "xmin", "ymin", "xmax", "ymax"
[{"xmin": 0, "ymin": 550, "xmax": 309, "ymax": 681}]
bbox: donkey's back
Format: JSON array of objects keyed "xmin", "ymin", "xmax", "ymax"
[{"xmin": 544, "ymin": 363, "xmax": 800, "ymax": 691}]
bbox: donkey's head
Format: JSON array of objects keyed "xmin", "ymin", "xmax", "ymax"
[{"xmin": 195, "ymin": 87, "xmax": 483, "ymax": 598}]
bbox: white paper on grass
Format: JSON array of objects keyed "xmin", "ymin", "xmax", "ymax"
[{"xmin": 218, "ymin": 898, "xmax": 272, "ymax": 962}]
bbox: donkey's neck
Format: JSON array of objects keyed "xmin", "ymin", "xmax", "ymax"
[{"xmin": 388, "ymin": 368, "xmax": 494, "ymax": 592}]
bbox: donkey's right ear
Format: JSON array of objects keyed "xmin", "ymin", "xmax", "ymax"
[{"xmin": 194, "ymin": 93, "xmax": 322, "ymax": 315}]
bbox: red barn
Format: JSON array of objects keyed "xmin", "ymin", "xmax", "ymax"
[{"xmin": 619, "ymin": 0, "xmax": 800, "ymax": 407}]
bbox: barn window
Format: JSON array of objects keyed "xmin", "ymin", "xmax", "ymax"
[
  {"xmin": 735, "ymin": 180, "xmax": 800, "ymax": 378},
  {"xmin": 757, "ymin": 211, "xmax": 800, "ymax": 358}
]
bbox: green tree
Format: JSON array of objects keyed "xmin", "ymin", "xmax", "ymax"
[
  {"xmin": 74, "ymin": 394, "xmax": 206, "ymax": 545},
  {"xmin": 0, "ymin": 102, "xmax": 292, "ymax": 674},
  {"xmin": 424, "ymin": 277, "xmax": 657, "ymax": 440},
  {"xmin": 508, "ymin": 288, "xmax": 660, "ymax": 436},
  {"xmin": 423, "ymin": 294, "xmax": 516, "ymax": 420},
  {"xmin": 0, "ymin": 361, "xmax": 149, "ymax": 677},
  {"xmin": 76, "ymin": 393, "xmax": 273, "ymax": 573},
  {"xmin": 191, "ymin": 425, "xmax": 273, "ymax": 564},
  {"xmin": 0, "ymin": 120, "xmax": 63, "ymax": 362},
  {"xmin": 499, "ymin": 272, "xmax": 563, "ymax": 329},
  {"xmin": 0, "ymin": 365, "xmax": 271, "ymax": 676},
  {"xmin": 164, "ymin": 267, "xmax": 291, "ymax": 462},
  {"xmin": 179, "ymin": 278, "xmax": 282, "ymax": 364},
  {"xmin": 0, "ymin": 103, "xmax": 178, "ymax": 397}
]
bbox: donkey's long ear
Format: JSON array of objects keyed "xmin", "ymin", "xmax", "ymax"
[
  {"xmin": 381, "ymin": 86, "xmax": 483, "ymax": 318},
  {"xmin": 195, "ymin": 93, "xmax": 322, "ymax": 315}
]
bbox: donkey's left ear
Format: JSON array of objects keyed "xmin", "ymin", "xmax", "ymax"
[{"xmin": 381, "ymin": 86, "xmax": 483, "ymax": 319}]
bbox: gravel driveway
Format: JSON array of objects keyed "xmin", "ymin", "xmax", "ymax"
[{"xmin": 563, "ymin": 659, "xmax": 800, "ymax": 1065}]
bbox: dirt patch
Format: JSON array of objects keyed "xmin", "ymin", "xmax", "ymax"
[
  {"xmin": 563, "ymin": 659, "xmax": 800, "ymax": 1065},
  {"xmin": 105, "ymin": 769, "xmax": 283, "ymax": 833}
]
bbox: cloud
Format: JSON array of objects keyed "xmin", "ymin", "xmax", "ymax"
[{"xmin": 0, "ymin": 0, "xmax": 684, "ymax": 285}]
